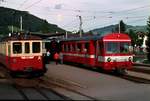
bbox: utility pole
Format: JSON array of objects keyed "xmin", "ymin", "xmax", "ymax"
[
  {"xmin": 11, "ymin": 25, "xmax": 14, "ymax": 33},
  {"xmin": 65, "ymin": 31, "xmax": 68, "ymax": 39},
  {"xmin": 118, "ymin": 20, "xmax": 121, "ymax": 33},
  {"xmin": 11, "ymin": 11, "xmax": 15, "ymax": 33},
  {"xmin": 20, "ymin": 16, "xmax": 22, "ymax": 32},
  {"xmin": 79, "ymin": 16, "xmax": 82, "ymax": 37}
]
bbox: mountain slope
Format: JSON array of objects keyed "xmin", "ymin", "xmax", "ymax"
[
  {"xmin": 0, "ymin": 7, "xmax": 65, "ymax": 35},
  {"xmin": 91, "ymin": 24, "xmax": 147, "ymax": 35}
]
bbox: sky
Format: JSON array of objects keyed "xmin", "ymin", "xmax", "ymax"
[{"xmin": 0, "ymin": 0, "xmax": 150, "ymax": 32}]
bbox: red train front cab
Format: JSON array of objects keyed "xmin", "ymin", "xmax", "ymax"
[{"xmin": 100, "ymin": 33, "xmax": 133, "ymax": 71}]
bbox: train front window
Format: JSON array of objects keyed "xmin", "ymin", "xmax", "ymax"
[
  {"xmin": 13, "ymin": 42, "xmax": 22, "ymax": 54},
  {"xmin": 105, "ymin": 42, "xmax": 130, "ymax": 54},
  {"xmin": 32, "ymin": 42, "xmax": 40, "ymax": 53},
  {"xmin": 120, "ymin": 42, "xmax": 129, "ymax": 53},
  {"xmin": 25, "ymin": 42, "xmax": 30, "ymax": 53},
  {"xmin": 105, "ymin": 42, "xmax": 119, "ymax": 54}
]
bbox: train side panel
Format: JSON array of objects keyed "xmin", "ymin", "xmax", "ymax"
[
  {"xmin": 61, "ymin": 40, "xmax": 96, "ymax": 67},
  {"xmin": 0, "ymin": 42, "xmax": 10, "ymax": 68},
  {"xmin": 60, "ymin": 33, "xmax": 133, "ymax": 73}
]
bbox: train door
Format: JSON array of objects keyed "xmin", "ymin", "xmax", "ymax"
[{"xmin": 95, "ymin": 40, "xmax": 104, "ymax": 66}]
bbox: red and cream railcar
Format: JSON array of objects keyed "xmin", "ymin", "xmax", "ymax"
[
  {"xmin": 0, "ymin": 34, "xmax": 46, "ymax": 76},
  {"xmin": 60, "ymin": 33, "xmax": 133, "ymax": 74}
]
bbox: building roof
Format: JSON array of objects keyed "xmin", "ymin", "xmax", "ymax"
[{"xmin": 0, "ymin": 33, "xmax": 41, "ymax": 42}]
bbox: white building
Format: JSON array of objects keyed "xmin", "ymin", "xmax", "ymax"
[{"xmin": 141, "ymin": 35, "xmax": 148, "ymax": 53}]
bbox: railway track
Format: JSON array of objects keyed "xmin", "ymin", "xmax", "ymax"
[
  {"xmin": 121, "ymin": 64, "xmax": 150, "ymax": 84},
  {"xmin": 132, "ymin": 65, "xmax": 150, "ymax": 74},
  {"xmin": 11, "ymin": 77, "xmax": 98, "ymax": 100},
  {"xmin": 1, "ymin": 63, "xmax": 150, "ymax": 100},
  {"xmin": 12, "ymin": 79, "xmax": 68, "ymax": 100},
  {"xmin": 0, "ymin": 77, "xmax": 70, "ymax": 100},
  {"xmin": 121, "ymin": 71, "xmax": 150, "ymax": 84},
  {"xmin": 0, "ymin": 65, "xmax": 98, "ymax": 100},
  {"xmin": 39, "ymin": 76, "xmax": 98, "ymax": 100},
  {"xmin": 0, "ymin": 66, "xmax": 69, "ymax": 100}
]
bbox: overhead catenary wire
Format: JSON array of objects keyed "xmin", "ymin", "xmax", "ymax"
[
  {"xmin": 4, "ymin": 1, "xmax": 149, "ymax": 20},
  {"xmin": 2, "ymin": 1, "xmax": 149, "ymax": 17},
  {"xmin": 50, "ymin": 4, "xmax": 150, "ymax": 16},
  {"xmin": 1, "ymin": 1, "xmax": 149, "ymax": 32},
  {"xmin": 126, "ymin": 18, "xmax": 148, "ymax": 24},
  {"xmin": 52, "ymin": 4, "xmax": 150, "ymax": 29},
  {"xmin": 83, "ymin": 17, "xmax": 148, "ymax": 32},
  {"xmin": 22, "ymin": 2, "xmax": 150, "ymax": 32},
  {"xmin": 17, "ymin": 0, "xmax": 29, "ymax": 10},
  {"xmin": 22, "ymin": 0, "xmax": 43, "ymax": 10},
  {"xmin": 114, "ymin": 4, "xmax": 150, "ymax": 14},
  {"xmin": 56, "ymin": 16, "xmax": 148, "ymax": 33}
]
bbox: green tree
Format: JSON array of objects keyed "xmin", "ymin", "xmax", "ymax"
[
  {"xmin": 76, "ymin": 29, "xmax": 84, "ymax": 34},
  {"xmin": 136, "ymin": 32, "xmax": 145, "ymax": 47},
  {"xmin": 127, "ymin": 29, "xmax": 138, "ymax": 46},
  {"xmin": 146, "ymin": 17, "xmax": 150, "ymax": 61},
  {"xmin": 115, "ymin": 20, "xmax": 126, "ymax": 33},
  {"xmin": 0, "ymin": 7, "xmax": 66, "ymax": 35}
]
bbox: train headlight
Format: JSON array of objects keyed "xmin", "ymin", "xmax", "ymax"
[
  {"xmin": 128, "ymin": 57, "xmax": 132, "ymax": 62},
  {"xmin": 107, "ymin": 57, "xmax": 111, "ymax": 62}
]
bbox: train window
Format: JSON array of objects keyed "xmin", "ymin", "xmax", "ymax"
[
  {"xmin": 50, "ymin": 41, "xmax": 58, "ymax": 52},
  {"xmin": 70, "ymin": 44, "xmax": 72, "ymax": 51},
  {"xmin": 106, "ymin": 42, "xmax": 119, "ymax": 54},
  {"xmin": 13, "ymin": 42, "xmax": 22, "ymax": 54},
  {"xmin": 98, "ymin": 42, "xmax": 103, "ymax": 55},
  {"xmin": 64, "ymin": 44, "xmax": 67, "ymax": 52},
  {"xmin": 45, "ymin": 42, "xmax": 50, "ymax": 50},
  {"xmin": 68, "ymin": 44, "xmax": 71, "ymax": 52},
  {"xmin": 32, "ymin": 42, "xmax": 40, "ymax": 53},
  {"xmin": 25, "ymin": 42, "xmax": 30, "ymax": 53},
  {"xmin": 120, "ymin": 42, "xmax": 129, "ymax": 53},
  {"xmin": 72, "ymin": 43, "xmax": 75, "ymax": 52},
  {"xmin": 77, "ymin": 43, "xmax": 81, "ymax": 52},
  {"xmin": 61, "ymin": 44, "xmax": 64, "ymax": 51},
  {"xmin": 85, "ymin": 43, "xmax": 89, "ymax": 53}
]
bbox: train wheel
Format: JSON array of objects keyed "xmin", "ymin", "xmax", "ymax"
[
  {"xmin": 37, "ymin": 72, "xmax": 44, "ymax": 77},
  {"xmin": 114, "ymin": 68, "xmax": 127, "ymax": 75},
  {"xmin": 30, "ymin": 71, "xmax": 45, "ymax": 78},
  {"xmin": 10, "ymin": 73, "xmax": 17, "ymax": 78}
]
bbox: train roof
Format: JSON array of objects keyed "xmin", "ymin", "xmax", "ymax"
[
  {"xmin": 60, "ymin": 33, "xmax": 131, "ymax": 42},
  {"xmin": 0, "ymin": 33, "xmax": 42, "ymax": 42}
]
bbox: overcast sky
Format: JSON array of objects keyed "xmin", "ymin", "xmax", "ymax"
[{"xmin": 0, "ymin": 0, "xmax": 150, "ymax": 32}]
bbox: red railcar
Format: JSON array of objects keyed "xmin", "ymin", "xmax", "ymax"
[
  {"xmin": 60, "ymin": 33, "xmax": 133, "ymax": 74},
  {"xmin": 0, "ymin": 34, "xmax": 47, "ymax": 77}
]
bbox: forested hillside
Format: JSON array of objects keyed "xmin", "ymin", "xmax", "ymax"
[
  {"xmin": 91, "ymin": 24, "xmax": 147, "ymax": 35},
  {"xmin": 0, "ymin": 7, "xmax": 65, "ymax": 35}
]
